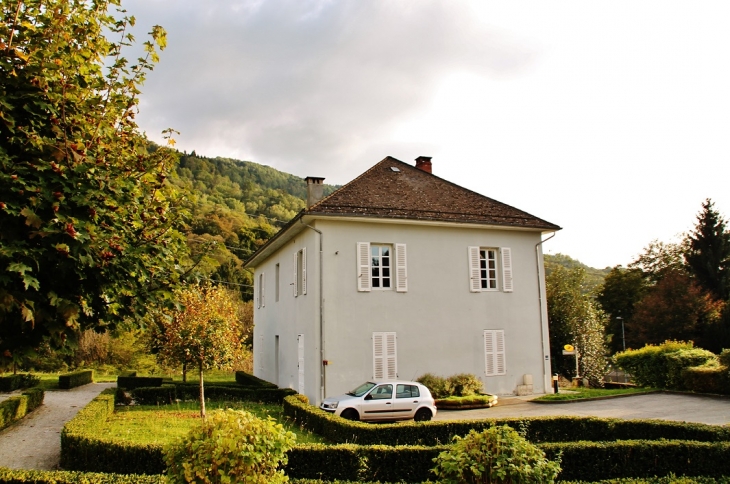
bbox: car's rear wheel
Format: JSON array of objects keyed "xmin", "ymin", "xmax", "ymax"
[
  {"xmin": 414, "ymin": 408, "xmax": 432, "ymax": 422},
  {"xmin": 340, "ymin": 408, "xmax": 360, "ymax": 421}
]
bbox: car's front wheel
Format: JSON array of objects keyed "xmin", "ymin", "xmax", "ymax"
[
  {"xmin": 340, "ymin": 408, "xmax": 360, "ymax": 421},
  {"xmin": 414, "ymin": 408, "xmax": 432, "ymax": 422}
]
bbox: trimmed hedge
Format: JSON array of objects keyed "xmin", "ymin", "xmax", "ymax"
[
  {"xmin": 116, "ymin": 376, "xmax": 165, "ymax": 390},
  {"xmin": 0, "ymin": 387, "xmax": 44, "ymax": 431},
  {"xmin": 0, "ymin": 468, "xmax": 164, "ymax": 483},
  {"xmin": 58, "ymin": 370, "xmax": 93, "ymax": 389},
  {"xmin": 130, "ymin": 384, "xmax": 296, "ymax": 405},
  {"xmin": 282, "ymin": 395, "xmax": 730, "ymax": 446},
  {"xmin": 235, "ymin": 371, "xmax": 277, "ymax": 387},
  {"xmin": 0, "ymin": 374, "xmax": 40, "ymax": 392}
]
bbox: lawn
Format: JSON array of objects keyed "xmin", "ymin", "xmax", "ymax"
[
  {"xmin": 106, "ymin": 401, "xmax": 326, "ymax": 445},
  {"xmin": 533, "ymin": 386, "xmax": 656, "ymax": 402}
]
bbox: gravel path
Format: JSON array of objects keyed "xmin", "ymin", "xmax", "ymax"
[{"xmin": 0, "ymin": 382, "xmax": 114, "ymax": 470}]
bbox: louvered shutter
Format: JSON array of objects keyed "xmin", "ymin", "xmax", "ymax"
[
  {"xmin": 301, "ymin": 248, "xmax": 307, "ymax": 295},
  {"xmin": 395, "ymin": 243, "xmax": 407, "ymax": 292},
  {"xmin": 495, "ymin": 330, "xmax": 506, "ymax": 375},
  {"xmin": 293, "ymin": 252, "xmax": 298, "ymax": 297},
  {"xmin": 468, "ymin": 246, "xmax": 481, "ymax": 292},
  {"xmin": 501, "ymin": 247, "xmax": 513, "ymax": 292},
  {"xmin": 297, "ymin": 334, "xmax": 305, "ymax": 395},
  {"xmin": 357, "ymin": 242, "xmax": 371, "ymax": 292},
  {"xmin": 260, "ymin": 273, "xmax": 265, "ymax": 307},
  {"xmin": 484, "ymin": 330, "xmax": 495, "ymax": 376},
  {"xmin": 372, "ymin": 333, "xmax": 384, "ymax": 379},
  {"xmin": 385, "ymin": 332, "xmax": 398, "ymax": 379},
  {"xmin": 484, "ymin": 330, "xmax": 506, "ymax": 376}
]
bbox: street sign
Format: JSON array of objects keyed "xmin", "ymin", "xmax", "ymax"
[
  {"xmin": 564, "ymin": 344, "xmax": 574, "ymax": 352},
  {"xmin": 562, "ymin": 350, "xmax": 575, "ymax": 355}
]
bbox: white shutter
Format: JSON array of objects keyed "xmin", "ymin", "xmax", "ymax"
[
  {"xmin": 256, "ymin": 273, "xmax": 260, "ymax": 308},
  {"xmin": 260, "ymin": 273, "xmax": 265, "ymax": 308},
  {"xmin": 297, "ymin": 334, "xmax": 305, "ymax": 395},
  {"xmin": 395, "ymin": 243, "xmax": 407, "ymax": 292},
  {"xmin": 372, "ymin": 332, "xmax": 384, "ymax": 379},
  {"xmin": 293, "ymin": 251, "xmax": 298, "ymax": 297},
  {"xmin": 301, "ymin": 248, "xmax": 307, "ymax": 295},
  {"xmin": 468, "ymin": 246, "xmax": 481, "ymax": 293},
  {"xmin": 385, "ymin": 332, "xmax": 397, "ymax": 379},
  {"xmin": 501, "ymin": 247, "xmax": 513, "ymax": 293},
  {"xmin": 357, "ymin": 242, "xmax": 371, "ymax": 292},
  {"xmin": 484, "ymin": 330, "xmax": 506, "ymax": 376}
]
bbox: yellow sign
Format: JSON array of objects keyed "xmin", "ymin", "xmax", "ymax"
[{"xmin": 564, "ymin": 344, "xmax": 574, "ymax": 352}]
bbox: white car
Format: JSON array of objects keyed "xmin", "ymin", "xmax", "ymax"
[{"xmin": 320, "ymin": 380, "xmax": 437, "ymax": 422}]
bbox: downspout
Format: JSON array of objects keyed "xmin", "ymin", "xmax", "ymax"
[
  {"xmin": 535, "ymin": 232, "xmax": 556, "ymax": 393},
  {"xmin": 302, "ymin": 221, "xmax": 325, "ymax": 404}
]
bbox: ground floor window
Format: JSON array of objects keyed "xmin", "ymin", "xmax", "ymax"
[
  {"xmin": 484, "ymin": 329, "xmax": 506, "ymax": 376},
  {"xmin": 372, "ymin": 331, "xmax": 397, "ymax": 379}
]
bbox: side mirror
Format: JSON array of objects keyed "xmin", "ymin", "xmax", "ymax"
[{"xmin": 364, "ymin": 394, "xmax": 373, "ymax": 401}]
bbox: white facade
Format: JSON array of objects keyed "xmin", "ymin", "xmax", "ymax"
[{"xmin": 251, "ymin": 215, "xmax": 553, "ymax": 404}]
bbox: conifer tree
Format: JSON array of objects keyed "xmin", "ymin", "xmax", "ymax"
[{"xmin": 685, "ymin": 199, "xmax": 730, "ymax": 300}]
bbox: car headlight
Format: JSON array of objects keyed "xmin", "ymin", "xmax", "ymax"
[{"xmin": 321, "ymin": 401, "xmax": 338, "ymax": 410}]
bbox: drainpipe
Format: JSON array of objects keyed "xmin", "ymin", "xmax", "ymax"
[
  {"xmin": 302, "ymin": 221, "xmax": 325, "ymax": 404},
  {"xmin": 535, "ymin": 232, "xmax": 556, "ymax": 393}
]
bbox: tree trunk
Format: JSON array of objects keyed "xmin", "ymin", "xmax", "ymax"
[
  {"xmin": 182, "ymin": 362, "xmax": 187, "ymax": 383},
  {"xmin": 199, "ymin": 361, "xmax": 205, "ymax": 419}
]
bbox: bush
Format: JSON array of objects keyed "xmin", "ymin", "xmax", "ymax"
[
  {"xmin": 235, "ymin": 371, "xmax": 278, "ymax": 388},
  {"xmin": 719, "ymin": 349, "xmax": 730, "ymax": 367},
  {"xmin": 435, "ymin": 395, "xmax": 496, "ymax": 409},
  {"xmin": 131, "ymin": 384, "xmax": 296, "ymax": 405},
  {"xmin": 116, "ymin": 376, "xmax": 165, "ymax": 390},
  {"xmin": 433, "ymin": 425, "xmax": 561, "ymax": 483},
  {"xmin": 165, "ymin": 409, "xmax": 296, "ymax": 484},
  {"xmin": 613, "ymin": 341, "xmax": 716, "ymax": 389},
  {"xmin": 445, "ymin": 373, "xmax": 483, "ymax": 396},
  {"xmin": 681, "ymin": 363, "xmax": 730, "ymax": 394},
  {"xmin": 0, "ymin": 373, "xmax": 40, "ymax": 392},
  {"xmin": 0, "ymin": 387, "xmax": 44, "ymax": 431},
  {"xmin": 0, "ymin": 468, "xmax": 164, "ymax": 483},
  {"xmin": 58, "ymin": 370, "xmax": 93, "ymax": 389},
  {"xmin": 416, "ymin": 373, "xmax": 452, "ymax": 399}
]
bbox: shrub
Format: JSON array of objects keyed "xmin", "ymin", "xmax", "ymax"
[
  {"xmin": 116, "ymin": 376, "xmax": 164, "ymax": 390},
  {"xmin": 681, "ymin": 363, "xmax": 730, "ymax": 395},
  {"xmin": 235, "ymin": 371, "xmax": 278, "ymax": 388},
  {"xmin": 416, "ymin": 373, "xmax": 452, "ymax": 399},
  {"xmin": 446, "ymin": 373, "xmax": 483, "ymax": 396},
  {"xmin": 719, "ymin": 349, "xmax": 730, "ymax": 367},
  {"xmin": 165, "ymin": 409, "xmax": 296, "ymax": 484},
  {"xmin": 435, "ymin": 395, "xmax": 496, "ymax": 408},
  {"xmin": 613, "ymin": 341, "xmax": 716, "ymax": 388},
  {"xmin": 58, "ymin": 370, "xmax": 93, "ymax": 389},
  {"xmin": 131, "ymin": 384, "xmax": 295, "ymax": 405},
  {"xmin": 432, "ymin": 425, "xmax": 561, "ymax": 483},
  {"xmin": 0, "ymin": 373, "xmax": 40, "ymax": 392},
  {"xmin": 0, "ymin": 468, "xmax": 165, "ymax": 483},
  {"xmin": 0, "ymin": 387, "xmax": 44, "ymax": 431}
]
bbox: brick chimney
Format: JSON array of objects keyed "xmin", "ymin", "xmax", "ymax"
[
  {"xmin": 304, "ymin": 176, "xmax": 325, "ymax": 208},
  {"xmin": 415, "ymin": 156, "xmax": 432, "ymax": 174}
]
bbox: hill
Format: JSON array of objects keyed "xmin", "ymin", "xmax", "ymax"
[{"xmin": 544, "ymin": 253, "xmax": 611, "ymax": 294}]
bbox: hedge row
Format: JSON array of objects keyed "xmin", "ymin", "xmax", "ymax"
[
  {"xmin": 129, "ymin": 385, "xmax": 296, "ymax": 405},
  {"xmin": 0, "ymin": 387, "xmax": 44, "ymax": 431},
  {"xmin": 116, "ymin": 377, "xmax": 167, "ymax": 390},
  {"xmin": 0, "ymin": 374, "xmax": 40, "ymax": 392},
  {"xmin": 282, "ymin": 395, "xmax": 730, "ymax": 446},
  {"xmin": 234, "ymin": 371, "xmax": 277, "ymax": 387},
  {"xmin": 0, "ymin": 468, "xmax": 164, "ymax": 483},
  {"xmin": 58, "ymin": 370, "xmax": 93, "ymax": 389}
]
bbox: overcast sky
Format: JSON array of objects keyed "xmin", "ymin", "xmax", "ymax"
[{"xmin": 123, "ymin": 0, "xmax": 730, "ymax": 269}]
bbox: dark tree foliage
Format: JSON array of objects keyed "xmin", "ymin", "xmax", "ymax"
[
  {"xmin": 596, "ymin": 267, "xmax": 649, "ymax": 353},
  {"xmin": 684, "ymin": 199, "xmax": 730, "ymax": 301}
]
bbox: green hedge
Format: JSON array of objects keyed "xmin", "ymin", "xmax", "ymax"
[
  {"xmin": 0, "ymin": 467, "xmax": 164, "ymax": 483},
  {"xmin": 282, "ymin": 395, "xmax": 730, "ymax": 446},
  {"xmin": 235, "ymin": 371, "xmax": 277, "ymax": 387},
  {"xmin": 681, "ymin": 364, "xmax": 730, "ymax": 395},
  {"xmin": 0, "ymin": 387, "xmax": 44, "ymax": 431},
  {"xmin": 58, "ymin": 370, "xmax": 93, "ymax": 389},
  {"xmin": 0, "ymin": 374, "xmax": 40, "ymax": 392},
  {"xmin": 130, "ymin": 384, "xmax": 296, "ymax": 405},
  {"xmin": 116, "ymin": 377, "xmax": 165, "ymax": 390},
  {"xmin": 613, "ymin": 343, "xmax": 717, "ymax": 389}
]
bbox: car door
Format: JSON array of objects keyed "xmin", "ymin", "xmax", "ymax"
[
  {"xmin": 392, "ymin": 383, "xmax": 421, "ymax": 418},
  {"xmin": 359, "ymin": 384, "xmax": 395, "ymax": 420}
]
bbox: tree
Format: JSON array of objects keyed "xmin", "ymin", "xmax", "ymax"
[
  {"xmin": 546, "ymin": 266, "xmax": 608, "ymax": 386},
  {"xmin": 0, "ymin": 1, "xmax": 187, "ymax": 364},
  {"xmin": 630, "ymin": 239, "xmax": 687, "ymax": 283},
  {"xmin": 595, "ymin": 266, "xmax": 649, "ymax": 353},
  {"xmin": 685, "ymin": 199, "xmax": 730, "ymax": 300},
  {"xmin": 152, "ymin": 284, "xmax": 246, "ymax": 418}
]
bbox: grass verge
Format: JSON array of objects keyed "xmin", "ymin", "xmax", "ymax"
[{"xmin": 533, "ymin": 386, "xmax": 657, "ymax": 402}]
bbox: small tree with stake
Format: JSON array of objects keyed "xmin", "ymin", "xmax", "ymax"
[{"xmin": 153, "ymin": 283, "xmax": 244, "ymax": 418}]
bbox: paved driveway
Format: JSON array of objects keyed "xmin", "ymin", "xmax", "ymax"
[{"xmin": 434, "ymin": 393, "xmax": 730, "ymax": 426}]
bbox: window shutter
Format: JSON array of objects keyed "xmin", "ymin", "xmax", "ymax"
[
  {"xmin": 484, "ymin": 330, "xmax": 495, "ymax": 376},
  {"xmin": 385, "ymin": 332, "xmax": 398, "ymax": 379},
  {"xmin": 484, "ymin": 330, "xmax": 506, "ymax": 376},
  {"xmin": 301, "ymin": 248, "xmax": 307, "ymax": 295},
  {"xmin": 468, "ymin": 246, "xmax": 481, "ymax": 292},
  {"xmin": 261, "ymin": 273, "xmax": 265, "ymax": 308},
  {"xmin": 501, "ymin": 247, "xmax": 513, "ymax": 292},
  {"xmin": 495, "ymin": 330, "xmax": 506, "ymax": 375},
  {"xmin": 293, "ymin": 252, "xmax": 298, "ymax": 297},
  {"xmin": 256, "ymin": 275, "xmax": 260, "ymax": 309},
  {"xmin": 372, "ymin": 333, "xmax": 384, "ymax": 379},
  {"xmin": 357, "ymin": 242, "xmax": 371, "ymax": 292},
  {"xmin": 395, "ymin": 243, "xmax": 407, "ymax": 292}
]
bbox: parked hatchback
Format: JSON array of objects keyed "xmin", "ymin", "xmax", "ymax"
[{"xmin": 320, "ymin": 380, "xmax": 437, "ymax": 422}]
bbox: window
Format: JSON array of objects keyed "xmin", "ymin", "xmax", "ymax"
[
  {"xmin": 275, "ymin": 263, "xmax": 280, "ymax": 302},
  {"xmin": 370, "ymin": 384, "xmax": 393, "ymax": 399},
  {"xmin": 357, "ymin": 242, "xmax": 407, "ymax": 292},
  {"xmin": 372, "ymin": 331, "xmax": 397, "ymax": 379},
  {"xmin": 468, "ymin": 247, "xmax": 513, "ymax": 293},
  {"xmin": 257, "ymin": 272, "xmax": 265, "ymax": 308},
  {"xmin": 294, "ymin": 248, "xmax": 306, "ymax": 296},
  {"xmin": 484, "ymin": 329, "xmax": 506, "ymax": 376},
  {"xmin": 396, "ymin": 384, "xmax": 420, "ymax": 398}
]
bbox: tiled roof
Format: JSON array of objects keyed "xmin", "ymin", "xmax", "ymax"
[{"xmin": 307, "ymin": 156, "xmax": 560, "ymax": 230}]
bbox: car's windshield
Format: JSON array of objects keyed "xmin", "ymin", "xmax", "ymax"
[{"xmin": 348, "ymin": 381, "xmax": 377, "ymax": 397}]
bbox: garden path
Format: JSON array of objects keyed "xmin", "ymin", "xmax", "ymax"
[{"xmin": 0, "ymin": 382, "xmax": 114, "ymax": 470}]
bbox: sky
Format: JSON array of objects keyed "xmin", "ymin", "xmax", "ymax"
[{"xmin": 122, "ymin": 0, "xmax": 730, "ymax": 269}]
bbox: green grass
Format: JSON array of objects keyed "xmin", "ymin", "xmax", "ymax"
[
  {"xmin": 533, "ymin": 386, "xmax": 656, "ymax": 402},
  {"xmin": 106, "ymin": 401, "xmax": 326, "ymax": 445}
]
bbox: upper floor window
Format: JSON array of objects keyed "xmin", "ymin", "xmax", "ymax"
[
  {"xmin": 357, "ymin": 242, "xmax": 407, "ymax": 292},
  {"xmin": 294, "ymin": 248, "xmax": 306, "ymax": 297},
  {"xmin": 479, "ymin": 249, "xmax": 498, "ymax": 290},
  {"xmin": 468, "ymin": 246, "xmax": 513, "ymax": 293}
]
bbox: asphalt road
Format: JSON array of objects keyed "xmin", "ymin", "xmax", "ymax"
[{"xmin": 434, "ymin": 392, "xmax": 730, "ymax": 426}]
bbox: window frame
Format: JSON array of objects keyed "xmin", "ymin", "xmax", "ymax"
[{"xmin": 370, "ymin": 244, "xmax": 393, "ymax": 290}]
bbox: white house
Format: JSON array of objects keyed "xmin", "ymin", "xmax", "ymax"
[{"xmin": 244, "ymin": 156, "xmax": 560, "ymax": 404}]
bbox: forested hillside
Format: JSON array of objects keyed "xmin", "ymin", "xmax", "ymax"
[
  {"xmin": 544, "ymin": 253, "xmax": 610, "ymax": 294},
  {"xmin": 171, "ymin": 152, "xmax": 338, "ymax": 299}
]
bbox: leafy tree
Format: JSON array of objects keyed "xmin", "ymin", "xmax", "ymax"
[
  {"xmin": 685, "ymin": 199, "xmax": 730, "ymax": 300},
  {"xmin": 0, "ymin": 0, "xmax": 187, "ymax": 365},
  {"xmin": 544, "ymin": 253, "xmax": 610, "ymax": 295},
  {"xmin": 630, "ymin": 239, "xmax": 687, "ymax": 283},
  {"xmin": 596, "ymin": 266, "xmax": 649, "ymax": 353},
  {"xmin": 546, "ymin": 266, "xmax": 608, "ymax": 386},
  {"xmin": 152, "ymin": 284, "xmax": 246, "ymax": 418}
]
